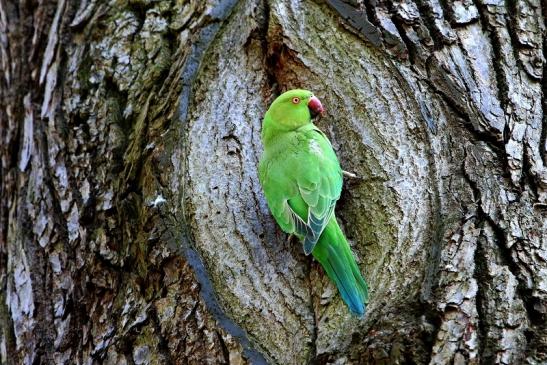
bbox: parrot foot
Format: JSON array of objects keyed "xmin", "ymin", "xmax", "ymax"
[
  {"xmin": 343, "ymin": 170, "xmax": 361, "ymax": 180},
  {"xmin": 287, "ymin": 234, "xmax": 299, "ymax": 245}
]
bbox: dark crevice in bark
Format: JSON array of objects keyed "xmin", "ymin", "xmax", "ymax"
[
  {"xmin": 324, "ymin": 0, "xmax": 383, "ymax": 47},
  {"xmin": 449, "ymin": 19, "xmax": 481, "ymax": 29},
  {"xmin": 264, "ymin": 40, "xmax": 301, "ymax": 92},
  {"xmin": 390, "ymin": 12, "xmax": 417, "ymax": 64},
  {"xmin": 33, "ymin": 239, "xmax": 55, "ymax": 364},
  {"xmin": 474, "ymin": 229, "xmax": 491, "ymax": 364},
  {"xmin": 309, "ymin": 296, "xmax": 319, "ymax": 362},
  {"xmin": 103, "ymin": 75, "xmax": 130, "ymax": 133},
  {"xmin": 58, "ymin": 0, "xmax": 79, "ymax": 50},
  {"xmin": 461, "ymin": 152, "xmax": 490, "ymax": 363},
  {"xmin": 472, "ymin": 0, "xmax": 510, "ymax": 118},
  {"xmin": 362, "ymin": 1, "xmax": 409, "ymax": 59},
  {"xmin": 6, "ymin": 82, "xmax": 21, "ymax": 168},
  {"xmin": 127, "ymin": 0, "xmax": 153, "ymax": 32},
  {"xmin": 29, "ymin": 16, "xmax": 100, "ymax": 351},
  {"xmin": 419, "ymin": 217, "xmax": 445, "ymax": 363},
  {"xmin": 437, "ymin": 0, "xmax": 455, "ymax": 26},
  {"xmin": 217, "ymin": 330, "xmax": 231, "ymax": 365},
  {"xmin": 435, "ymin": 33, "xmax": 511, "ymax": 171},
  {"xmin": 414, "ymin": 0, "xmax": 447, "ymax": 49},
  {"xmin": 35, "ymin": 102, "xmax": 74, "ymax": 363},
  {"xmin": 119, "ymin": 164, "xmax": 146, "ymax": 212},
  {"xmin": 502, "ymin": 115, "xmax": 512, "ymax": 145},
  {"xmin": 362, "ymin": 0, "xmax": 381, "ymax": 29},
  {"xmin": 483, "ymin": 219, "xmax": 544, "ymax": 354},
  {"xmin": 425, "ymin": 77, "xmax": 505, "ymax": 157},
  {"xmin": 418, "ymin": 283, "xmax": 443, "ymax": 364},
  {"xmin": 521, "ymin": 147, "xmax": 539, "ymax": 200},
  {"xmin": 0, "ymin": 292, "xmax": 16, "ymax": 365},
  {"xmin": 150, "ymin": 307, "xmax": 175, "ymax": 365},
  {"xmin": 115, "ymin": 323, "xmax": 142, "ymax": 365},
  {"xmin": 402, "ymin": 80, "xmax": 445, "ymax": 364},
  {"xmin": 504, "ymin": 0, "xmax": 528, "ymax": 74},
  {"xmin": 313, "ymin": 352, "xmax": 332, "ymax": 364},
  {"xmin": 463, "ymin": 153, "xmax": 543, "ymax": 357},
  {"xmin": 261, "ymin": 4, "xmax": 280, "ymax": 99},
  {"xmin": 541, "ymin": 0, "xmax": 547, "ymax": 166},
  {"xmin": 66, "ymin": 278, "xmax": 90, "ymax": 359},
  {"xmin": 0, "ymin": 0, "xmax": 24, "ymax": 277}
]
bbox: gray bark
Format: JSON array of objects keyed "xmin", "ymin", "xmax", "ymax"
[{"xmin": 1, "ymin": 0, "xmax": 546, "ymax": 364}]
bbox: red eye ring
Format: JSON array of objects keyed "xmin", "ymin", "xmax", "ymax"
[{"xmin": 292, "ymin": 97, "xmax": 300, "ymax": 104}]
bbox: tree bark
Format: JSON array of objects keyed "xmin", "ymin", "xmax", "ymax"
[{"xmin": 1, "ymin": 0, "xmax": 546, "ymax": 364}]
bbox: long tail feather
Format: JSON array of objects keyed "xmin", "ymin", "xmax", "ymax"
[{"xmin": 312, "ymin": 218, "xmax": 368, "ymax": 316}]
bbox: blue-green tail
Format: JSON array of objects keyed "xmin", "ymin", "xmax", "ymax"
[{"xmin": 312, "ymin": 218, "xmax": 369, "ymax": 316}]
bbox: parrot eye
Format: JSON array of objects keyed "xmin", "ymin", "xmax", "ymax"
[{"xmin": 292, "ymin": 97, "xmax": 300, "ymax": 104}]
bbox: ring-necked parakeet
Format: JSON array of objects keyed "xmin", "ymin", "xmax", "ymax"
[{"xmin": 258, "ymin": 89, "xmax": 369, "ymax": 316}]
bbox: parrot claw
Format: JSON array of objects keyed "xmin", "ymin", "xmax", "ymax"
[
  {"xmin": 343, "ymin": 170, "xmax": 361, "ymax": 180},
  {"xmin": 286, "ymin": 234, "xmax": 296, "ymax": 244}
]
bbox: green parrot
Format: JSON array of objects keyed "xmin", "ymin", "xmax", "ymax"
[{"xmin": 258, "ymin": 89, "xmax": 369, "ymax": 316}]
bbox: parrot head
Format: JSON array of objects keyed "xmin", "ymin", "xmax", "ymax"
[{"xmin": 264, "ymin": 89, "xmax": 324, "ymax": 130}]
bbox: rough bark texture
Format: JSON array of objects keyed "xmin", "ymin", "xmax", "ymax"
[{"xmin": 1, "ymin": 0, "xmax": 546, "ymax": 364}]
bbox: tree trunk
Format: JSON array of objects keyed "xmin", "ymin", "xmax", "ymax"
[{"xmin": 1, "ymin": 0, "xmax": 546, "ymax": 364}]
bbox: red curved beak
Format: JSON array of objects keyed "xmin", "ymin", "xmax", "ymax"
[{"xmin": 308, "ymin": 96, "xmax": 324, "ymax": 118}]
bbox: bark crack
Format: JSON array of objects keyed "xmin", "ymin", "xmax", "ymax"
[
  {"xmin": 325, "ymin": 0, "xmax": 383, "ymax": 48},
  {"xmin": 149, "ymin": 307, "xmax": 174, "ymax": 365},
  {"xmin": 473, "ymin": 227, "xmax": 489, "ymax": 363},
  {"xmin": 541, "ymin": 0, "xmax": 547, "ymax": 167},
  {"xmin": 462, "ymin": 147, "xmax": 544, "ymax": 359},
  {"xmin": 414, "ymin": 0, "xmax": 451, "ymax": 49},
  {"xmin": 472, "ymin": 0, "xmax": 510, "ymax": 123},
  {"xmin": 390, "ymin": 8, "xmax": 418, "ymax": 64},
  {"xmin": 424, "ymin": 71, "xmax": 505, "ymax": 153}
]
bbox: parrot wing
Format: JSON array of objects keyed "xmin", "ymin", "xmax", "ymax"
[{"xmin": 259, "ymin": 126, "xmax": 343, "ymax": 255}]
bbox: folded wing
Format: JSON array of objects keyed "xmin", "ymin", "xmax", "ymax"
[{"xmin": 260, "ymin": 127, "xmax": 343, "ymax": 254}]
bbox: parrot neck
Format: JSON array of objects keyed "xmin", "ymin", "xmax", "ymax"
[
  {"xmin": 261, "ymin": 115, "xmax": 314, "ymax": 148},
  {"xmin": 261, "ymin": 118, "xmax": 285, "ymax": 148}
]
